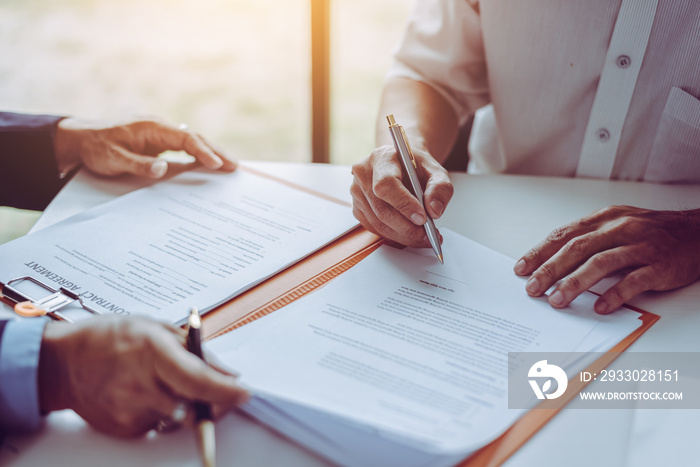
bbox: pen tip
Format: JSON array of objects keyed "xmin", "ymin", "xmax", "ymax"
[{"xmin": 438, "ymin": 254, "xmax": 444, "ymax": 264}]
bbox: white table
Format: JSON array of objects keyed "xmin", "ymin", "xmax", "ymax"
[{"xmin": 3, "ymin": 161, "xmax": 699, "ymax": 467}]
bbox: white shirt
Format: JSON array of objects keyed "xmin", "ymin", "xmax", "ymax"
[{"xmin": 388, "ymin": 0, "xmax": 700, "ymax": 182}]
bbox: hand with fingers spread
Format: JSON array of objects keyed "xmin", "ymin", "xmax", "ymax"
[
  {"xmin": 350, "ymin": 144, "xmax": 453, "ymax": 247},
  {"xmin": 53, "ymin": 116, "xmax": 237, "ymax": 179},
  {"xmin": 38, "ymin": 316, "xmax": 248, "ymax": 438},
  {"xmin": 514, "ymin": 205, "xmax": 700, "ymax": 314}
]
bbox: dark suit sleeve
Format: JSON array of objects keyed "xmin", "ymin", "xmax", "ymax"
[{"xmin": 0, "ymin": 112, "xmax": 70, "ymax": 211}]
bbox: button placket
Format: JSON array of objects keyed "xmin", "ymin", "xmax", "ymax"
[{"xmin": 575, "ymin": 0, "xmax": 659, "ymax": 179}]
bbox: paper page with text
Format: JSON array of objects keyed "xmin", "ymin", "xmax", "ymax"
[
  {"xmin": 0, "ymin": 169, "xmax": 358, "ymax": 323},
  {"xmin": 209, "ymin": 229, "xmax": 641, "ymax": 457}
]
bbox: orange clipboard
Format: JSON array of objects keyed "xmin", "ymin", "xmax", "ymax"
[{"xmin": 203, "ymin": 226, "xmax": 383, "ymax": 340}]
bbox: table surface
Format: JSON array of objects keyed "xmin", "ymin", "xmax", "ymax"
[{"xmin": 3, "ymin": 161, "xmax": 700, "ymax": 467}]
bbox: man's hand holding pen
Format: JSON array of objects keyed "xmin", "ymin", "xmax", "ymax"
[
  {"xmin": 37, "ymin": 316, "xmax": 248, "ymax": 438},
  {"xmin": 350, "ymin": 142, "xmax": 453, "ymax": 250}
]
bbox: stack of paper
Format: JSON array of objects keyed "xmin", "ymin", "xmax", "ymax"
[
  {"xmin": 208, "ymin": 230, "xmax": 642, "ymax": 467},
  {"xmin": 0, "ymin": 169, "xmax": 358, "ymax": 324}
]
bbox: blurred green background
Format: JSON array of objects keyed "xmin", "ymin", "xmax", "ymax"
[{"xmin": 0, "ymin": 0, "xmax": 413, "ymax": 242}]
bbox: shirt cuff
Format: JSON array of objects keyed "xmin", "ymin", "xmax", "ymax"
[{"xmin": 0, "ymin": 318, "xmax": 49, "ymax": 433}]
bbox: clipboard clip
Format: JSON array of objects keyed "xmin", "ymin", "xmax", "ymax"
[{"xmin": 0, "ymin": 276, "xmax": 103, "ymax": 323}]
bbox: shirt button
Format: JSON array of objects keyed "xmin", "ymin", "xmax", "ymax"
[
  {"xmin": 596, "ymin": 128, "xmax": 611, "ymax": 142},
  {"xmin": 616, "ymin": 55, "xmax": 631, "ymax": 68}
]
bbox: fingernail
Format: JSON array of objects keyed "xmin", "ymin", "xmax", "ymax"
[
  {"xmin": 151, "ymin": 160, "xmax": 168, "ymax": 178},
  {"xmin": 526, "ymin": 277, "xmax": 540, "ymax": 295},
  {"xmin": 211, "ymin": 156, "xmax": 224, "ymax": 169},
  {"xmin": 549, "ymin": 290, "xmax": 564, "ymax": 307},
  {"xmin": 430, "ymin": 200, "xmax": 444, "ymax": 218},
  {"xmin": 595, "ymin": 301, "xmax": 609, "ymax": 314},
  {"xmin": 410, "ymin": 213, "xmax": 425, "ymax": 225},
  {"xmin": 514, "ymin": 259, "xmax": 526, "ymax": 274}
]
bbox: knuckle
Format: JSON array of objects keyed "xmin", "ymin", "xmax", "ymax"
[
  {"xmin": 521, "ymin": 247, "xmax": 542, "ymax": 266},
  {"xmin": 393, "ymin": 198, "xmax": 418, "ymax": 215},
  {"xmin": 590, "ymin": 253, "xmax": 613, "ymax": 272},
  {"xmin": 374, "ymin": 202, "xmax": 396, "ymax": 224},
  {"xmin": 599, "ymin": 205, "xmax": 621, "ymax": 217},
  {"xmin": 564, "ymin": 236, "xmax": 588, "ymax": 258},
  {"xmin": 374, "ymin": 221, "xmax": 396, "ymax": 239},
  {"xmin": 600, "ymin": 205, "xmax": 632, "ymax": 218},
  {"xmin": 547, "ymin": 226, "xmax": 571, "ymax": 244},
  {"xmin": 625, "ymin": 270, "xmax": 651, "ymax": 291},
  {"xmin": 604, "ymin": 286, "xmax": 626, "ymax": 306},
  {"xmin": 651, "ymin": 258, "xmax": 673, "ymax": 277},
  {"xmin": 350, "ymin": 159, "xmax": 369, "ymax": 177},
  {"xmin": 373, "ymin": 175, "xmax": 400, "ymax": 199},
  {"xmin": 537, "ymin": 261, "xmax": 558, "ymax": 281},
  {"xmin": 349, "ymin": 180, "xmax": 364, "ymax": 199},
  {"xmin": 616, "ymin": 218, "xmax": 648, "ymax": 239},
  {"xmin": 561, "ymin": 274, "xmax": 583, "ymax": 294}
]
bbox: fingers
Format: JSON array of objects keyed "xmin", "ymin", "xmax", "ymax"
[
  {"xmin": 545, "ymin": 245, "xmax": 642, "ymax": 309},
  {"xmin": 147, "ymin": 121, "xmax": 236, "ymax": 172},
  {"xmin": 514, "ymin": 206, "xmax": 626, "ymax": 277},
  {"xmin": 110, "ymin": 146, "xmax": 170, "ymax": 179},
  {"xmin": 61, "ymin": 116, "xmax": 237, "ymax": 178},
  {"xmin": 595, "ymin": 266, "xmax": 656, "ymax": 314},
  {"xmin": 351, "ymin": 183, "xmax": 428, "ymax": 247},
  {"xmin": 522, "ymin": 231, "xmax": 619, "ymax": 297},
  {"xmin": 420, "ymin": 159, "xmax": 453, "ymax": 220},
  {"xmin": 515, "ymin": 225, "xmax": 586, "ymax": 278},
  {"xmin": 153, "ymin": 337, "xmax": 248, "ymax": 407},
  {"xmin": 350, "ymin": 145, "xmax": 450, "ymax": 247},
  {"xmin": 371, "ymin": 149, "xmax": 426, "ymax": 225}
]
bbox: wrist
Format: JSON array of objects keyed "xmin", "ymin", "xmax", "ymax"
[
  {"xmin": 38, "ymin": 321, "xmax": 74, "ymax": 413},
  {"xmin": 54, "ymin": 117, "xmax": 83, "ymax": 177}
]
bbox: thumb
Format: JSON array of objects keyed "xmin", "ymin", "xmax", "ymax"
[
  {"xmin": 114, "ymin": 147, "xmax": 169, "ymax": 179},
  {"xmin": 422, "ymin": 165, "xmax": 453, "ymax": 219}
]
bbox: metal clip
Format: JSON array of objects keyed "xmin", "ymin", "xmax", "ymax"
[{"xmin": 0, "ymin": 276, "xmax": 103, "ymax": 323}]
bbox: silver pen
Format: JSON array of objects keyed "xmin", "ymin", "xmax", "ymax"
[{"xmin": 386, "ymin": 114, "xmax": 444, "ymax": 264}]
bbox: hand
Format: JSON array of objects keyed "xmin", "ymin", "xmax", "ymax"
[
  {"xmin": 54, "ymin": 117, "xmax": 237, "ymax": 179},
  {"xmin": 38, "ymin": 316, "xmax": 248, "ymax": 437},
  {"xmin": 350, "ymin": 144, "xmax": 453, "ymax": 247},
  {"xmin": 514, "ymin": 205, "xmax": 700, "ymax": 314}
]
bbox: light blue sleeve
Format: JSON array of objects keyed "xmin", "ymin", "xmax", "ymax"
[{"xmin": 0, "ymin": 318, "xmax": 49, "ymax": 432}]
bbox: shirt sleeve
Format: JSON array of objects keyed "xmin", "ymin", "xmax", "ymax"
[
  {"xmin": 0, "ymin": 112, "xmax": 69, "ymax": 211},
  {"xmin": 387, "ymin": 0, "xmax": 490, "ymax": 126},
  {"xmin": 0, "ymin": 318, "xmax": 49, "ymax": 433}
]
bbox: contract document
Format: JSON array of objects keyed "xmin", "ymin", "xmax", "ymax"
[
  {"xmin": 208, "ymin": 229, "xmax": 643, "ymax": 467},
  {"xmin": 0, "ymin": 168, "xmax": 358, "ymax": 323}
]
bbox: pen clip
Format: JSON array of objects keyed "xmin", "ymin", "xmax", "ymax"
[{"xmin": 399, "ymin": 126, "xmax": 417, "ymax": 170}]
